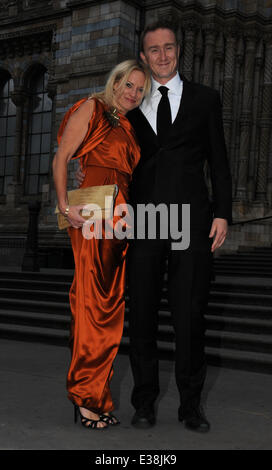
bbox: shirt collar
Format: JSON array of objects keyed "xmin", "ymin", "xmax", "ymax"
[{"xmin": 151, "ymin": 72, "xmax": 183, "ymax": 97}]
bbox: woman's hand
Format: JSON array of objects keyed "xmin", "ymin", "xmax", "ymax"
[{"xmin": 62, "ymin": 205, "xmax": 86, "ymax": 229}]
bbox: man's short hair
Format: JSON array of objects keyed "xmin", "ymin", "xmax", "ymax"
[{"xmin": 140, "ymin": 19, "xmax": 179, "ymax": 52}]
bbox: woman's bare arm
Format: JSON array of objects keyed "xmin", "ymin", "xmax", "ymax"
[{"xmin": 52, "ymin": 99, "xmax": 94, "ymax": 227}]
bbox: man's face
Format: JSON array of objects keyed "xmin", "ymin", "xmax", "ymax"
[{"xmin": 140, "ymin": 28, "xmax": 180, "ymax": 85}]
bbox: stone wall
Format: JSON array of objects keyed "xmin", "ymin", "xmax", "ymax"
[{"xmin": 0, "ymin": 0, "xmax": 272, "ymax": 266}]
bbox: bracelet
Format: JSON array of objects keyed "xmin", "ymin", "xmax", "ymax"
[{"xmin": 64, "ymin": 205, "xmax": 70, "ymax": 217}]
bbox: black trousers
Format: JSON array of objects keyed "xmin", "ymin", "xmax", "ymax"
[{"xmin": 127, "ymin": 232, "xmax": 213, "ymax": 412}]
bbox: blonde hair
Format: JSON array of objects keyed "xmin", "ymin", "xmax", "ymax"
[{"xmin": 91, "ymin": 59, "xmax": 151, "ymax": 107}]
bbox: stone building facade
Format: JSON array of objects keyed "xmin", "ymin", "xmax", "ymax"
[{"xmin": 0, "ymin": 0, "xmax": 272, "ymax": 267}]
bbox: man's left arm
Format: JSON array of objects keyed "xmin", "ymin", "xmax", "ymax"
[{"xmin": 206, "ymin": 90, "xmax": 232, "ymax": 252}]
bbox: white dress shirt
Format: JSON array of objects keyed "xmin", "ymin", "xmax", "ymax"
[{"xmin": 140, "ymin": 72, "xmax": 183, "ymax": 134}]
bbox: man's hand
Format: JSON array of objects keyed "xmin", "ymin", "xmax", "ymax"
[
  {"xmin": 75, "ymin": 165, "xmax": 86, "ymax": 187},
  {"xmin": 209, "ymin": 218, "xmax": 228, "ymax": 252}
]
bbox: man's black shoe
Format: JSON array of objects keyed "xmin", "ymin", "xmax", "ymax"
[
  {"xmin": 131, "ymin": 407, "xmax": 156, "ymax": 429},
  {"xmin": 178, "ymin": 406, "xmax": 210, "ymax": 433}
]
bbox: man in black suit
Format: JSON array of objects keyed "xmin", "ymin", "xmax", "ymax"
[{"xmin": 126, "ymin": 19, "xmax": 232, "ymax": 432}]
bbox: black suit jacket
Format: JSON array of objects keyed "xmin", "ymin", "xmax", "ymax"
[{"xmin": 127, "ymin": 79, "xmax": 232, "ymax": 231}]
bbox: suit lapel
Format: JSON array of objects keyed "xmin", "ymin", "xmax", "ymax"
[
  {"xmin": 128, "ymin": 107, "xmax": 158, "ymax": 147},
  {"xmin": 128, "ymin": 78, "xmax": 196, "ymax": 147},
  {"xmin": 172, "ymin": 78, "xmax": 195, "ymax": 128}
]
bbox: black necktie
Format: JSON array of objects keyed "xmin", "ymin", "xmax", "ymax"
[{"xmin": 156, "ymin": 86, "xmax": 172, "ymax": 144}]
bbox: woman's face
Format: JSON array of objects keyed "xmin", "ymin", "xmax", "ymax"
[{"xmin": 113, "ymin": 70, "xmax": 146, "ymax": 114}]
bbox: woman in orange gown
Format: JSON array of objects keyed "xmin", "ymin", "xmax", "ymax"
[{"xmin": 52, "ymin": 60, "xmax": 150, "ymax": 429}]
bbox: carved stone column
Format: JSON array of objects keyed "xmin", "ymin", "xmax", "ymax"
[
  {"xmin": 231, "ymin": 37, "xmax": 244, "ymax": 190},
  {"xmin": 255, "ymin": 38, "xmax": 272, "ymax": 203},
  {"xmin": 248, "ymin": 39, "xmax": 264, "ymax": 200},
  {"xmin": 202, "ymin": 28, "xmax": 216, "ymax": 87},
  {"xmin": 182, "ymin": 23, "xmax": 196, "ymax": 81},
  {"xmin": 21, "ymin": 200, "xmax": 41, "ymax": 272},
  {"xmin": 222, "ymin": 33, "xmax": 237, "ymax": 154},
  {"xmin": 6, "ymin": 88, "xmax": 28, "ymax": 207},
  {"xmin": 193, "ymin": 29, "xmax": 203, "ymax": 83},
  {"xmin": 213, "ymin": 32, "xmax": 224, "ymax": 92},
  {"xmin": 44, "ymin": 79, "xmax": 56, "ymax": 207},
  {"xmin": 10, "ymin": 88, "xmax": 27, "ymax": 183},
  {"xmin": 235, "ymin": 36, "xmax": 256, "ymax": 202}
]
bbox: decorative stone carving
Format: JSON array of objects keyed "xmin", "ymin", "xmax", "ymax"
[
  {"xmin": 213, "ymin": 32, "xmax": 224, "ymax": 91},
  {"xmin": 202, "ymin": 28, "xmax": 216, "ymax": 86},
  {"xmin": 222, "ymin": 34, "xmax": 237, "ymax": 152},
  {"xmin": 23, "ymin": 0, "xmax": 52, "ymax": 9},
  {"xmin": 0, "ymin": 30, "xmax": 52, "ymax": 60},
  {"xmin": 0, "ymin": 0, "xmax": 16, "ymax": 9},
  {"xmin": 10, "ymin": 89, "xmax": 28, "ymax": 185},
  {"xmin": 182, "ymin": 24, "xmax": 196, "ymax": 81},
  {"xmin": 248, "ymin": 39, "xmax": 264, "ymax": 199},
  {"xmin": 10, "ymin": 89, "xmax": 28, "ymax": 107},
  {"xmin": 255, "ymin": 40, "xmax": 272, "ymax": 202},
  {"xmin": 231, "ymin": 37, "xmax": 244, "ymax": 186},
  {"xmin": 193, "ymin": 29, "xmax": 203, "ymax": 83},
  {"xmin": 235, "ymin": 36, "xmax": 256, "ymax": 201}
]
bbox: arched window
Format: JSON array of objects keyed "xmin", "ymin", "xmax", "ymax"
[
  {"xmin": 0, "ymin": 72, "xmax": 16, "ymax": 195},
  {"xmin": 25, "ymin": 67, "xmax": 52, "ymax": 195}
]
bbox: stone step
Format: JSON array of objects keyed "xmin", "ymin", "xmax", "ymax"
[
  {"xmin": 206, "ymin": 329, "xmax": 272, "ymax": 354},
  {"xmin": 1, "ymin": 308, "xmax": 272, "ymax": 336},
  {"xmin": 0, "ymin": 309, "xmax": 70, "ymax": 330},
  {"xmin": 213, "ymin": 269, "xmax": 272, "ymax": 277},
  {"xmin": 208, "ymin": 290, "xmax": 272, "ymax": 306},
  {"xmin": 215, "ymin": 259, "xmax": 272, "ymax": 266},
  {"xmin": 0, "ymin": 322, "xmax": 69, "ymax": 346},
  {"xmin": 219, "ymin": 254, "xmax": 272, "ymax": 260},
  {"xmin": 214, "ymin": 261, "xmax": 272, "ymax": 268},
  {"xmin": 0, "ymin": 278, "xmax": 71, "ymax": 292},
  {"xmin": 1, "ymin": 273, "xmax": 272, "ymax": 296},
  {"xmin": 0, "ymin": 292, "xmax": 271, "ymax": 321},
  {"xmin": 1, "ymin": 309, "xmax": 272, "ymax": 355},
  {"xmin": 0, "ymin": 267, "xmax": 272, "ymax": 374},
  {"xmin": 207, "ymin": 302, "xmax": 272, "ymax": 320},
  {"xmin": 1, "ymin": 285, "xmax": 271, "ymax": 307},
  {"xmin": 0, "ymin": 270, "xmax": 73, "ymax": 283},
  {"xmin": 204, "ymin": 346, "xmax": 272, "ymax": 375},
  {"xmin": 0, "ymin": 322, "xmax": 271, "ymax": 374},
  {"xmin": 211, "ymin": 279, "xmax": 272, "ymax": 294},
  {"xmin": 214, "ymin": 258, "xmax": 272, "ymax": 267},
  {"xmin": 0, "ymin": 287, "xmax": 69, "ymax": 303},
  {"xmin": 205, "ymin": 314, "xmax": 272, "ymax": 334},
  {"xmin": 0, "ymin": 297, "xmax": 70, "ymax": 314}
]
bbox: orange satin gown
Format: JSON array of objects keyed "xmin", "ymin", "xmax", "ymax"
[{"xmin": 57, "ymin": 97, "xmax": 140, "ymax": 413}]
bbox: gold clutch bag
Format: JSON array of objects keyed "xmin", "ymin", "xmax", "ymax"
[{"xmin": 55, "ymin": 184, "xmax": 119, "ymax": 230}]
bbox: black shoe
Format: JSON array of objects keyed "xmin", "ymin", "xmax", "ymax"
[
  {"xmin": 131, "ymin": 407, "xmax": 156, "ymax": 429},
  {"xmin": 179, "ymin": 406, "xmax": 210, "ymax": 433}
]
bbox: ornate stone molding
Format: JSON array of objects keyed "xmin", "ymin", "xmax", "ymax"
[
  {"xmin": 0, "ymin": 23, "xmax": 56, "ymax": 40},
  {"xmin": 202, "ymin": 28, "xmax": 216, "ymax": 87},
  {"xmin": 235, "ymin": 35, "xmax": 257, "ymax": 202},
  {"xmin": 0, "ymin": 28, "xmax": 53, "ymax": 60},
  {"xmin": 10, "ymin": 88, "xmax": 28, "ymax": 107},
  {"xmin": 0, "ymin": 0, "xmax": 16, "ymax": 8},
  {"xmin": 182, "ymin": 27, "xmax": 196, "ymax": 81},
  {"xmin": 23, "ymin": 0, "xmax": 52, "ymax": 9},
  {"xmin": 255, "ymin": 41, "xmax": 272, "ymax": 202}
]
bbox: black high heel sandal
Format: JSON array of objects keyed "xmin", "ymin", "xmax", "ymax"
[
  {"xmin": 74, "ymin": 405, "xmax": 108, "ymax": 430},
  {"xmin": 99, "ymin": 413, "xmax": 120, "ymax": 426}
]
